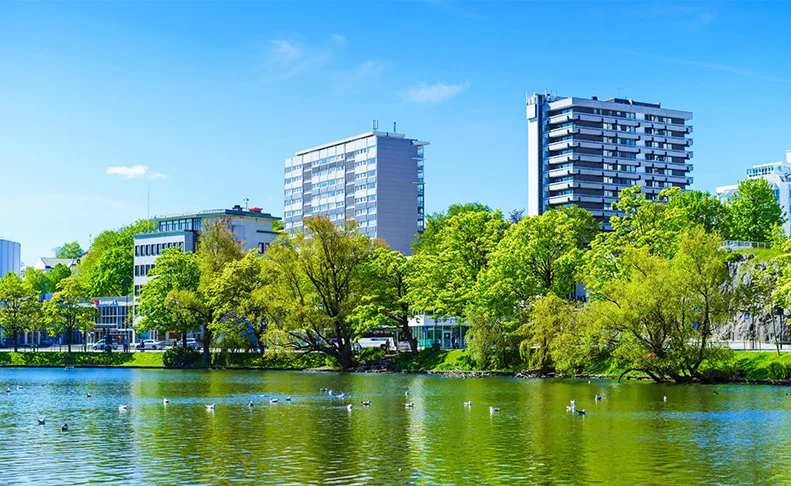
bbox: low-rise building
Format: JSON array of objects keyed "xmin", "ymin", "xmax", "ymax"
[
  {"xmin": 716, "ymin": 150, "xmax": 791, "ymax": 235},
  {"xmin": 408, "ymin": 314, "xmax": 469, "ymax": 350},
  {"xmin": 33, "ymin": 257, "xmax": 80, "ymax": 273}
]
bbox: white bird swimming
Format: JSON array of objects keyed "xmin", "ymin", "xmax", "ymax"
[
  {"xmin": 16, "ymin": 386, "xmax": 23, "ymax": 390},
  {"xmin": 361, "ymin": 400, "xmax": 371, "ymax": 406},
  {"xmin": 663, "ymin": 396, "xmax": 668, "ymax": 402},
  {"xmin": 206, "ymin": 404, "xmax": 216, "ymax": 411},
  {"xmin": 405, "ymin": 403, "xmax": 414, "ymax": 408},
  {"xmin": 285, "ymin": 396, "xmax": 292, "ymax": 402},
  {"xmin": 86, "ymin": 393, "xmax": 92, "ymax": 399},
  {"xmin": 347, "ymin": 404, "xmax": 353, "ymax": 411},
  {"xmin": 270, "ymin": 398, "xmax": 279, "ymax": 404},
  {"xmin": 5, "ymin": 388, "xmax": 9, "ymax": 393},
  {"xmin": 338, "ymin": 393, "xmax": 345, "ymax": 398},
  {"xmin": 118, "ymin": 404, "xmax": 129, "ymax": 411},
  {"xmin": 37, "ymin": 418, "xmax": 45, "ymax": 425},
  {"xmin": 463, "ymin": 401, "xmax": 472, "ymax": 407},
  {"xmin": 61, "ymin": 424, "xmax": 69, "ymax": 432},
  {"xmin": 248, "ymin": 400, "xmax": 254, "ymax": 408},
  {"xmin": 404, "ymin": 391, "xmax": 410, "ymax": 396},
  {"xmin": 163, "ymin": 398, "xmax": 169, "ymax": 405},
  {"xmin": 490, "ymin": 407, "xmax": 500, "ymax": 413},
  {"xmin": 328, "ymin": 390, "xmax": 333, "ymax": 396}
]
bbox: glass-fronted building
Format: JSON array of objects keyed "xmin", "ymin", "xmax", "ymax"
[
  {"xmin": 408, "ymin": 314, "xmax": 469, "ymax": 350},
  {"xmin": 284, "ymin": 129, "xmax": 427, "ymax": 255}
]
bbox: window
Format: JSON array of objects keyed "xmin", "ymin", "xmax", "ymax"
[
  {"xmin": 258, "ymin": 242, "xmax": 265, "ymax": 254},
  {"xmin": 367, "ymin": 182, "xmax": 376, "ymax": 189}
]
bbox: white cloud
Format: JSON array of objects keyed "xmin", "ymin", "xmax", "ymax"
[
  {"xmin": 148, "ymin": 172, "xmax": 168, "ymax": 180},
  {"xmin": 106, "ymin": 165, "xmax": 149, "ymax": 179},
  {"xmin": 270, "ymin": 40, "xmax": 302, "ymax": 63},
  {"xmin": 405, "ymin": 81, "xmax": 471, "ymax": 103},
  {"xmin": 331, "ymin": 33, "xmax": 348, "ymax": 47},
  {"xmin": 333, "ymin": 60, "xmax": 390, "ymax": 91},
  {"xmin": 263, "ymin": 34, "xmax": 352, "ymax": 82}
]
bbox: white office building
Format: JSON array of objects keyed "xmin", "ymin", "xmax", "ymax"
[
  {"xmin": 33, "ymin": 257, "xmax": 80, "ymax": 273},
  {"xmin": 527, "ymin": 92, "xmax": 694, "ymax": 228},
  {"xmin": 133, "ymin": 205, "xmax": 280, "ymax": 296},
  {"xmin": 284, "ymin": 129, "xmax": 427, "ymax": 255},
  {"xmin": 0, "ymin": 239, "xmax": 21, "ymax": 277},
  {"xmin": 717, "ymin": 150, "xmax": 791, "ymax": 235}
]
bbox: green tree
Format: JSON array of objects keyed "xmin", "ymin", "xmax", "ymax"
[
  {"xmin": 43, "ymin": 277, "xmax": 98, "ymax": 353},
  {"xmin": 47, "ymin": 263, "xmax": 72, "ymax": 291},
  {"xmin": 351, "ymin": 248, "xmax": 418, "ymax": 354},
  {"xmin": 24, "ymin": 267, "xmax": 52, "ymax": 295},
  {"xmin": 78, "ymin": 220, "xmax": 153, "ymax": 297},
  {"xmin": 517, "ymin": 294, "xmax": 575, "ymax": 371},
  {"xmin": 727, "ymin": 178, "xmax": 786, "ymax": 242},
  {"xmin": 0, "ymin": 273, "xmax": 41, "ymax": 352},
  {"xmin": 263, "ymin": 216, "xmax": 378, "ymax": 371},
  {"xmin": 407, "ymin": 205, "xmax": 508, "ymax": 318},
  {"xmin": 54, "ymin": 241, "xmax": 84, "ymax": 259},
  {"xmin": 665, "ymin": 189, "xmax": 730, "ymax": 235},
  {"xmin": 136, "ymin": 247, "xmax": 201, "ymax": 349},
  {"xmin": 412, "ymin": 202, "xmax": 494, "ymax": 254}
]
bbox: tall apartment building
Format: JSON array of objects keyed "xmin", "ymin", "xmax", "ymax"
[
  {"xmin": 527, "ymin": 93, "xmax": 694, "ymax": 227},
  {"xmin": 717, "ymin": 150, "xmax": 791, "ymax": 235},
  {"xmin": 133, "ymin": 206, "xmax": 280, "ymax": 296},
  {"xmin": 284, "ymin": 130, "xmax": 427, "ymax": 255},
  {"xmin": 0, "ymin": 239, "xmax": 21, "ymax": 277}
]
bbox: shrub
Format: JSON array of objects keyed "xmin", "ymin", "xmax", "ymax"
[
  {"xmin": 767, "ymin": 361, "xmax": 791, "ymax": 380},
  {"xmin": 163, "ymin": 347, "xmax": 201, "ymax": 368},
  {"xmin": 357, "ymin": 348, "xmax": 385, "ymax": 362}
]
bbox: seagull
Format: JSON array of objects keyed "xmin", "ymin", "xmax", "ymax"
[
  {"xmin": 61, "ymin": 424, "xmax": 69, "ymax": 432},
  {"xmin": 163, "ymin": 398, "xmax": 169, "ymax": 405},
  {"xmin": 595, "ymin": 395, "xmax": 602, "ymax": 401},
  {"xmin": 338, "ymin": 393, "xmax": 345, "ymax": 399},
  {"xmin": 37, "ymin": 418, "xmax": 45, "ymax": 425},
  {"xmin": 206, "ymin": 404, "xmax": 216, "ymax": 411},
  {"xmin": 328, "ymin": 390, "xmax": 333, "ymax": 396},
  {"xmin": 86, "ymin": 393, "xmax": 92, "ymax": 399},
  {"xmin": 17, "ymin": 386, "xmax": 23, "ymax": 390},
  {"xmin": 270, "ymin": 398, "xmax": 279, "ymax": 404},
  {"xmin": 490, "ymin": 407, "xmax": 500, "ymax": 413},
  {"xmin": 713, "ymin": 391, "xmax": 719, "ymax": 395},
  {"xmin": 405, "ymin": 391, "xmax": 410, "ymax": 396},
  {"xmin": 463, "ymin": 401, "xmax": 472, "ymax": 407},
  {"xmin": 360, "ymin": 400, "xmax": 371, "ymax": 406},
  {"xmin": 5, "ymin": 388, "xmax": 9, "ymax": 393},
  {"xmin": 663, "ymin": 396, "xmax": 668, "ymax": 402},
  {"xmin": 405, "ymin": 403, "xmax": 414, "ymax": 408},
  {"xmin": 347, "ymin": 404, "xmax": 353, "ymax": 411},
  {"xmin": 320, "ymin": 388, "xmax": 328, "ymax": 392},
  {"xmin": 285, "ymin": 396, "xmax": 292, "ymax": 402},
  {"xmin": 576, "ymin": 409, "xmax": 587, "ymax": 416},
  {"xmin": 118, "ymin": 404, "xmax": 130, "ymax": 411},
  {"xmin": 566, "ymin": 400, "xmax": 577, "ymax": 411}
]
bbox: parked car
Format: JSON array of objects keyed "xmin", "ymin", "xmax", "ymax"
[
  {"xmin": 356, "ymin": 337, "xmax": 393, "ymax": 351},
  {"xmin": 136, "ymin": 339, "xmax": 163, "ymax": 350},
  {"xmin": 92, "ymin": 340, "xmax": 118, "ymax": 351},
  {"xmin": 177, "ymin": 338, "xmax": 202, "ymax": 350}
]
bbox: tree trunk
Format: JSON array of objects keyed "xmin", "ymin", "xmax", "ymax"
[
  {"xmin": 67, "ymin": 325, "xmax": 72, "ymax": 353},
  {"xmin": 399, "ymin": 322, "xmax": 419, "ymax": 355},
  {"xmin": 182, "ymin": 333, "xmax": 188, "ymax": 349},
  {"xmin": 13, "ymin": 332, "xmax": 18, "ymax": 353},
  {"xmin": 201, "ymin": 324, "xmax": 211, "ymax": 366},
  {"xmin": 338, "ymin": 339, "xmax": 354, "ymax": 371}
]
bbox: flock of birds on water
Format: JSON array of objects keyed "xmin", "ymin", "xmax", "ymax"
[{"xmin": 9, "ymin": 382, "xmax": 764, "ymax": 433}]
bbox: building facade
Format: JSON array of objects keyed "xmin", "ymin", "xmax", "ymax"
[
  {"xmin": 716, "ymin": 150, "xmax": 791, "ymax": 235},
  {"xmin": 0, "ymin": 239, "xmax": 21, "ymax": 277},
  {"xmin": 527, "ymin": 93, "xmax": 694, "ymax": 228},
  {"xmin": 88, "ymin": 296, "xmax": 135, "ymax": 345},
  {"xmin": 408, "ymin": 314, "xmax": 469, "ymax": 350},
  {"xmin": 33, "ymin": 257, "xmax": 79, "ymax": 273},
  {"xmin": 133, "ymin": 206, "xmax": 280, "ymax": 296},
  {"xmin": 284, "ymin": 130, "xmax": 427, "ymax": 255}
]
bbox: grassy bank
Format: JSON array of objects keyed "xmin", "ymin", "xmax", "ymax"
[{"xmin": 0, "ymin": 351, "xmax": 331, "ymax": 370}]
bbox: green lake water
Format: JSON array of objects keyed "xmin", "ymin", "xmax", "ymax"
[{"xmin": 0, "ymin": 368, "xmax": 789, "ymax": 484}]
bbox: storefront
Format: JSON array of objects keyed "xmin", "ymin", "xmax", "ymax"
[
  {"xmin": 87, "ymin": 297, "xmax": 136, "ymax": 346},
  {"xmin": 408, "ymin": 314, "xmax": 469, "ymax": 350}
]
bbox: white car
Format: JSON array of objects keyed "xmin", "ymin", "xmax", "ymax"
[
  {"xmin": 356, "ymin": 337, "xmax": 393, "ymax": 350},
  {"xmin": 136, "ymin": 339, "xmax": 162, "ymax": 350}
]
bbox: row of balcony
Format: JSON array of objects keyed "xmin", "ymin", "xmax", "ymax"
[{"xmin": 547, "ymin": 112, "xmax": 692, "ymax": 133}]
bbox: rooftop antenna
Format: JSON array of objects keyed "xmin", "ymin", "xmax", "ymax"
[
  {"xmin": 393, "ymin": 121, "xmax": 397, "ymax": 132},
  {"xmin": 372, "ymin": 119, "xmax": 379, "ymax": 131},
  {"xmin": 243, "ymin": 197, "xmax": 249, "ymax": 209}
]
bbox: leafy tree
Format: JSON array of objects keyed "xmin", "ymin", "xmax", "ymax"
[
  {"xmin": 136, "ymin": 247, "xmax": 201, "ymax": 349},
  {"xmin": 0, "ymin": 273, "xmax": 41, "ymax": 352},
  {"xmin": 407, "ymin": 206, "xmax": 508, "ymax": 318},
  {"xmin": 263, "ymin": 216, "xmax": 378, "ymax": 371},
  {"xmin": 272, "ymin": 220, "xmax": 285, "ymax": 232},
  {"xmin": 412, "ymin": 202, "xmax": 493, "ymax": 254},
  {"xmin": 47, "ymin": 263, "xmax": 72, "ymax": 291},
  {"xmin": 736, "ymin": 262, "xmax": 781, "ymax": 354},
  {"xmin": 43, "ymin": 277, "xmax": 98, "ymax": 353},
  {"xmin": 24, "ymin": 267, "xmax": 52, "ymax": 295},
  {"xmin": 665, "ymin": 189, "xmax": 729, "ymax": 235},
  {"xmin": 727, "ymin": 178, "xmax": 786, "ymax": 242},
  {"xmin": 78, "ymin": 220, "xmax": 153, "ymax": 297},
  {"xmin": 207, "ymin": 251, "xmax": 271, "ymax": 353},
  {"xmin": 54, "ymin": 241, "xmax": 84, "ymax": 259},
  {"xmin": 350, "ymin": 248, "xmax": 418, "ymax": 354},
  {"xmin": 517, "ymin": 293, "xmax": 575, "ymax": 371}
]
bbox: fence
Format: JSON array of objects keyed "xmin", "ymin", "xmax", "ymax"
[{"xmin": 721, "ymin": 240, "xmax": 771, "ymax": 250}]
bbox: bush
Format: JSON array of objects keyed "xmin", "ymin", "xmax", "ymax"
[
  {"xmin": 767, "ymin": 361, "xmax": 791, "ymax": 380},
  {"xmin": 357, "ymin": 348, "xmax": 385, "ymax": 362},
  {"xmin": 163, "ymin": 347, "xmax": 201, "ymax": 368}
]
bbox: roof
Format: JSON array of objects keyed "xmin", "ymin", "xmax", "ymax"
[
  {"xmin": 295, "ymin": 131, "xmax": 414, "ymax": 156},
  {"xmin": 152, "ymin": 208, "xmax": 280, "ymax": 221},
  {"xmin": 37, "ymin": 258, "xmax": 79, "ymax": 269}
]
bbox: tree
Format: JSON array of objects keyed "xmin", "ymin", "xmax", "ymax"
[
  {"xmin": 54, "ymin": 241, "xmax": 84, "ymax": 260},
  {"xmin": 407, "ymin": 206, "xmax": 508, "ymax": 318},
  {"xmin": 727, "ymin": 178, "xmax": 786, "ymax": 242},
  {"xmin": 263, "ymin": 216, "xmax": 378, "ymax": 371},
  {"xmin": 351, "ymin": 248, "xmax": 418, "ymax": 354},
  {"xmin": 78, "ymin": 220, "xmax": 153, "ymax": 297},
  {"xmin": 136, "ymin": 247, "xmax": 201, "ymax": 349},
  {"xmin": 665, "ymin": 189, "xmax": 729, "ymax": 235},
  {"xmin": 43, "ymin": 277, "xmax": 97, "ymax": 353},
  {"xmin": 207, "ymin": 251, "xmax": 271, "ymax": 353},
  {"xmin": 517, "ymin": 294, "xmax": 575, "ymax": 372},
  {"xmin": 24, "ymin": 267, "xmax": 52, "ymax": 295},
  {"xmin": 47, "ymin": 263, "xmax": 72, "ymax": 290},
  {"xmin": 412, "ymin": 202, "xmax": 494, "ymax": 254},
  {"xmin": 0, "ymin": 273, "xmax": 41, "ymax": 352}
]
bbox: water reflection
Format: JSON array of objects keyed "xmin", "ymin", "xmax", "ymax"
[{"xmin": 0, "ymin": 369, "xmax": 789, "ymax": 484}]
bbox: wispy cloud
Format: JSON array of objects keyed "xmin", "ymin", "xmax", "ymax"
[
  {"xmin": 333, "ymin": 60, "xmax": 390, "ymax": 91},
  {"xmin": 105, "ymin": 165, "xmax": 168, "ymax": 180},
  {"xmin": 331, "ymin": 33, "xmax": 347, "ymax": 47},
  {"xmin": 106, "ymin": 165, "xmax": 149, "ymax": 179},
  {"xmin": 264, "ymin": 35, "xmax": 344, "ymax": 82},
  {"xmin": 620, "ymin": 50, "xmax": 788, "ymax": 83},
  {"xmin": 405, "ymin": 81, "xmax": 471, "ymax": 103}
]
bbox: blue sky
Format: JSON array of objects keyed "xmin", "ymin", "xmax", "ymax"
[{"xmin": 1, "ymin": 1, "xmax": 790, "ymax": 264}]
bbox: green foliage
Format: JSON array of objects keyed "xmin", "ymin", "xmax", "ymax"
[
  {"xmin": 209, "ymin": 351, "xmax": 330, "ymax": 369},
  {"xmin": 162, "ymin": 347, "xmax": 201, "ymax": 368},
  {"xmin": 356, "ymin": 347, "xmax": 386, "ymax": 362},
  {"xmin": 0, "ymin": 273, "xmax": 41, "ymax": 351},
  {"xmin": 24, "ymin": 267, "xmax": 52, "ymax": 295},
  {"xmin": 79, "ymin": 220, "xmax": 153, "ymax": 296},
  {"xmin": 43, "ymin": 276, "xmax": 98, "ymax": 352},
  {"xmin": 55, "ymin": 241, "xmax": 84, "ymax": 259},
  {"xmin": 48, "ymin": 263, "xmax": 72, "ymax": 290},
  {"xmin": 393, "ymin": 349, "xmax": 478, "ymax": 372},
  {"xmin": 727, "ymin": 178, "xmax": 786, "ymax": 242},
  {"xmin": 0, "ymin": 352, "xmax": 163, "ymax": 367}
]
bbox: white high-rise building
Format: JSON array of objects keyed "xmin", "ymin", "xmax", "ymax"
[
  {"xmin": 527, "ymin": 92, "xmax": 694, "ymax": 228},
  {"xmin": 717, "ymin": 150, "xmax": 791, "ymax": 235},
  {"xmin": 0, "ymin": 239, "xmax": 21, "ymax": 277}
]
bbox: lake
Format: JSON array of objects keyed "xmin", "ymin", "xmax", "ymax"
[{"xmin": 0, "ymin": 368, "xmax": 789, "ymax": 485}]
